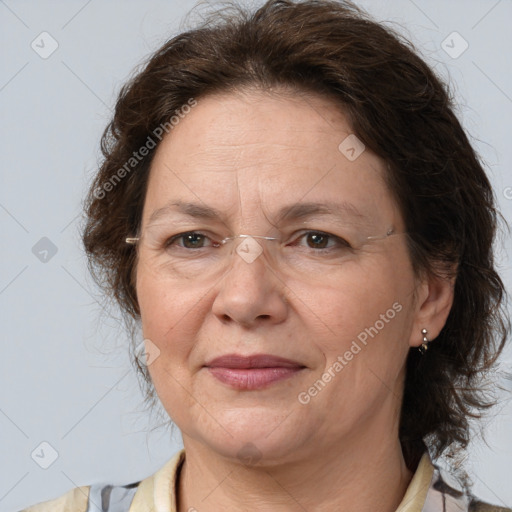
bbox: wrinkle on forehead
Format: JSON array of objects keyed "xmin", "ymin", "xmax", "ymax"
[{"xmin": 143, "ymin": 88, "xmax": 402, "ymax": 234}]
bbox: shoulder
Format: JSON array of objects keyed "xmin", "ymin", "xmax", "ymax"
[
  {"xmin": 20, "ymin": 485, "xmax": 91, "ymax": 511},
  {"xmin": 469, "ymin": 499, "xmax": 512, "ymax": 512},
  {"xmin": 18, "ymin": 449, "xmax": 185, "ymax": 512},
  {"xmin": 419, "ymin": 452, "xmax": 512, "ymax": 512},
  {"xmin": 20, "ymin": 481, "xmax": 141, "ymax": 512}
]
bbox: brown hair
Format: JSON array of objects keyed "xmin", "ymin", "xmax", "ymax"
[{"xmin": 83, "ymin": 0, "xmax": 509, "ymax": 478}]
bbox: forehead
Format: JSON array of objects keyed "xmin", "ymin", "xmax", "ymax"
[
  {"xmin": 143, "ymin": 89, "xmax": 401, "ymax": 230},
  {"xmin": 156, "ymin": 88, "xmax": 357, "ymax": 163}
]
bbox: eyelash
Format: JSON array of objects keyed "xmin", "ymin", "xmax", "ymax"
[{"xmin": 163, "ymin": 231, "xmax": 352, "ymax": 252}]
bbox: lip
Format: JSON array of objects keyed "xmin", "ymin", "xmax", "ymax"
[
  {"xmin": 204, "ymin": 354, "xmax": 306, "ymax": 390},
  {"xmin": 205, "ymin": 354, "xmax": 304, "ymax": 369}
]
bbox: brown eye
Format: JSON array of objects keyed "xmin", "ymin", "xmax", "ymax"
[
  {"xmin": 164, "ymin": 231, "xmax": 222, "ymax": 250},
  {"xmin": 181, "ymin": 233, "xmax": 206, "ymax": 249},
  {"xmin": 293, "ymin": 231, "xmax": 351, "ymax": 251},
  {"xmin": 306, "ymin": 232, "xmax": 330, "ymax": 249},
  {"xmin": 165, "ymin": 232, "xmax": 207, "ymax": 249}
]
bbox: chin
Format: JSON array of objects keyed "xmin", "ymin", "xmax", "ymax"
[
  {"xmin": 190, "ymin": 408, "xmax": 309, "ymax": 465},
  {"xmin": 204, "ymin": 434, "xmax": 304, "ymax": 467}
]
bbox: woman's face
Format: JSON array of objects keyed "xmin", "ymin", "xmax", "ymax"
[{"xmin": 136, "ymin": 89, "xmax": 424, "ymax": 464}]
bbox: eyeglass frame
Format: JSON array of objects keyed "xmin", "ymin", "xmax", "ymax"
[{"xmin": 124, "ymin": 228, "xmax": 398, "ymax": 247}]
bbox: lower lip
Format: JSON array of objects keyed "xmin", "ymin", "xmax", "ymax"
[{"xmin": 207, "ymin": 367, "xmax": 303, "ymax": 390}]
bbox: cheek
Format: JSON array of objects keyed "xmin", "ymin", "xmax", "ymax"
[
  {"xmin": 135, "ymin": 263, "xmax": 207, "ymax": 360},
  {"xmin": 135, "ymin": 268, "xmax": 208, "ymax": 421},
  {"xmin": 300, "ymin": 263, "xmax": 412, "ymax": 423},
  {"xmin": 303, "ymin": 253, "xmax": 414, "ymax": 373}
]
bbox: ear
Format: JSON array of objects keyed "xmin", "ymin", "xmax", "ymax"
[{"xmin": 409, "ymin": 270, "xmax": 456, "ymax": 348}]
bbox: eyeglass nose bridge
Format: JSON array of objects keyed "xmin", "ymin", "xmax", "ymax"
[
  {"xmin": 219, "ymin": 234, "xmax": 279, "ymax": 245},
  {"xmin": 218, "ymin": 234, "xmax": 282, "ymax": 266}
]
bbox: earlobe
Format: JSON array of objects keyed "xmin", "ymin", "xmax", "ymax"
[{"xmin": 409, "ymin": 272, "xmax": 456, "ymax": 348}]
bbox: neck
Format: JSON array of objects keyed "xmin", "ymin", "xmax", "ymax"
[{"xmin": 177, "ymin": 422, "xmax": 414, "ymax": 512}]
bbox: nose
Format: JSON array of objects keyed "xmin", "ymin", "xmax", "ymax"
[{"xmin": 211, "ymin": 242, "xmax": 289, "ymax": 328}]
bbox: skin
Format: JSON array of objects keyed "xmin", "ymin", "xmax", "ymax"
[{"xmin": 135, "ymin": 88, "xmax": 455, "ymax": 511}]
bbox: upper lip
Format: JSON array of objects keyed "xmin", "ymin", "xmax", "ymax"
[{"xmin": 204, "ymin": 354, "xmax": 305, "ymax": 369}]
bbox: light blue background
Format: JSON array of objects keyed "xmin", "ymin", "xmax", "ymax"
[{"xmin": 1, "ymin": 1, "xmax": 511, "ymax": 510}]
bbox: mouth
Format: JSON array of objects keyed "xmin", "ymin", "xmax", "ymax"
[{"xmin": 204, "ymin": 354, "xmax": 306, "ymax": 390}]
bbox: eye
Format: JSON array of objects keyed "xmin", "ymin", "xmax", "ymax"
[
  {"xmin": 292, "ymin": 231, "xmax": 351, "ymax": 250},
  {"xmin": 164, "ymin": 231, "xmax": 220, "ymax": 250}
]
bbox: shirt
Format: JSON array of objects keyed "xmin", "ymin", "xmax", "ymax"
[{"xmin": 20, "ymin": 449, "xmax": 511, "ymax": 511}]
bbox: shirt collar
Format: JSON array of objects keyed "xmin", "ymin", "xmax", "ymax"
[{"xmin": 133, "ymin": 448, "xmax": 470, "ymax": 512}]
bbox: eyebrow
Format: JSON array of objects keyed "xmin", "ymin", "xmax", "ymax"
[{"xmin": 147, "ymin": 200, "xmax": 368, "ymax": 225}]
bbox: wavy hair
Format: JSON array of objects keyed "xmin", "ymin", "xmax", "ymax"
[{"xmin": 82, "ymin": 0, "xmax": 509, "ymax": 481}]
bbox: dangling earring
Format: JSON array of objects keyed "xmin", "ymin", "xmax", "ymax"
[{"xmin": 418, "ymin": 328, "xmax": 429, "ymax": 354}]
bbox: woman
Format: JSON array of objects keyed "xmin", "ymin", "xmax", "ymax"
[{"xmin": 22, "ymin": 0, "xmax": 510, "ymax": 510}]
